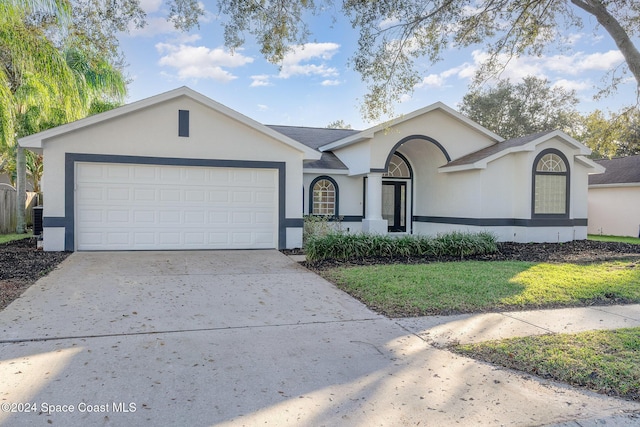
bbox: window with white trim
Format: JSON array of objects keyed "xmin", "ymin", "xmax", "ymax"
[
  {"xmin": 311, "ymin": 178, "xmax": 337, "ymax": 216},
  {"xmin": 533, "ymin": 151, "xmax": 569, "ymax": 215}
]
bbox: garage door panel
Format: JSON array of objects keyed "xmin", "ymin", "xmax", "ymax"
[{"xmin": 76, "ymin": 163, "xmax": 277, "ymax": 250}]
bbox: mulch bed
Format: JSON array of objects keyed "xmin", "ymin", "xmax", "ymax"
[{"xmin": 0, "ymin": 237, "xmax": 70, "ymax": 310}]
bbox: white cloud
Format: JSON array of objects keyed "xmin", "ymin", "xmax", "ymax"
[
  {"xmin": 250, "ymin": 75, "xmax": 273, "ymax": 87},
  {"xmin": 379, "ymin": 16, "xmax": 400, "ymax": 30},
  {"xmin": 257, "ymin": 104, "xmax": 268, "ymax": 111},
  {"xmin": 321, "ymin": 79, "xmax": 341, "ymax": 86},
  {"xmin": 573, "ymin": 50, "xmax": 625, "ymax": 72},
  {"xmin": 278, "ymin": 43, "xmax": 340, "ymax": 79},
  {"xmin": 156, "ymin": 43, "xmax": 254, "ymax": 82},
  {"xmin": 416, "ymin": 74, "xmax": 445, "ymax": 88},
  {"xmin": 552, "ymin": 79, "xmax": 592, "ymax": 92},
  {"xmin": 562, "ymin": 33, "xmax": 583, "ymax": 46}
]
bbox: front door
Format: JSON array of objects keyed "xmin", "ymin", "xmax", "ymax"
[{"xmin": 382, "ymin": 181, "xmax": 406, "ymax": 232}]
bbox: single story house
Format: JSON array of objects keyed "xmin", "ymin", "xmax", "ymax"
[
  {"xmin": 588, "ymin": 155, "xmax": 640, "ymax": 237},
  {"xmin": 18, "ymin": 86, "xmax": 604, "ymax": 251}
]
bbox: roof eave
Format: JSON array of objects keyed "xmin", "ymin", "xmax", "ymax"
[
  {"xmin": 319, "ymin": 130, "xmax": 375, "ymax": 152},
  {"xmin": 575, "ymin": 155, "xmax": 605, "ymax": 173}
]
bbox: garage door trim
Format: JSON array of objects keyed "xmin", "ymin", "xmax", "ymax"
[{"xmin": 52, "ymin": 153, "xmax": 295, "ymax": 251}]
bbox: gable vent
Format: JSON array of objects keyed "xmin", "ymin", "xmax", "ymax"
[{"xmin": 178, "ymin": 110, "xmax": 189, "ymax": 137}]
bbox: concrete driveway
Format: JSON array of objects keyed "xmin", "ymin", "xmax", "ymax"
[{"xmin": 0, "ymin": 251, "xmax": 638, "ymax": 426}]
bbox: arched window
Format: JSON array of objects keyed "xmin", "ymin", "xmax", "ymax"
[
  {"xmin": 532, "ymin": 150, "xmax": 569, "ymax": 216},
  {"xmin": 310, "ymin": 176, "xmax": 338, "ymax": 216},
  {"xmin": 383, "ymin": 153, "xmax": 411, "ymax": 178}
]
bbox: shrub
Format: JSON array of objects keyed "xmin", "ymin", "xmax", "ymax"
[
  {"xmin": 303, "ymin": 215, "xmax": 343, "ymax": 245},
  {"xmin": 304, "ymin": 230, "xmax": 498, "ymax": 262}
]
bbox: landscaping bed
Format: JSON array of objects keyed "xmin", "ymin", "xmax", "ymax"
[
  {"xmin": 0, "ymin": 237, "xmax": 70, "ymax": 310},
  {"xmin": 304, "ymin": 239, "xmax": 640, "ymax": 269}
]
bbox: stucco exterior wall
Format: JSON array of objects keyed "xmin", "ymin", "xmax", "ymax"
[
  {"xmin": 408, "ymin": 137, "xmax": 591, "ymax": 243},
  {"xmin": 413, "ymin": 222, "xmax": 586, "ymax": 242},
  {"xmin": 40, "ymin": 95, "xmax": 306, "ymax": 250},
  {"xmin": 588, "ymin": 185, "xmax": 640, "ymax": 237},
  {"xmin": 332, "ymin": 109, "xmax": 498, "ymax": 173},
  {"xmin": 369, "ymin": 110, "xmax": 497, "ymax": 169}
]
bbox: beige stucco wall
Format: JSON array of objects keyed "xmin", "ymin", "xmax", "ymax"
[
  {"xmin": 41, "ymin": 95, "xmax": 306, "ymax": 249},
  {"xmin": 332, "ymin": 109, "xmax": 498, "ymax": 174},
  {"xmin": 406, "ymin": 136, "xmax": 591, "ymax": 242},
  {"xmin": 588, "ymin": 185, "xmax": 640, "ymax": 237}
]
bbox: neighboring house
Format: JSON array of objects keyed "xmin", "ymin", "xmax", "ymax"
[
  {"xmin": 18, "ymin": 87, "xmax": 603, "ymax": 251},
  {"xmin": 588, "ymin": 155, "xmax": 640, "ymax": 238}
]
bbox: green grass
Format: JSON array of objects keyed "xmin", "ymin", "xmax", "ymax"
[
  {"xmin": 321, "ymin": 259, "xmax": 640, "ymax": 316},
  {"xmin": 0, "ymin": 232, "xmax": 32, "ymax": 244},
  {"xmin": 588, "ymin": 234, "xmax": 640, "ymax": 244},
  {"xmin": 453, "ymin": 328, "xmax": 640, "ymax": 401}
]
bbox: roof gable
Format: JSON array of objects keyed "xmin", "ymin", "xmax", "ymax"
[
  {"xmin": 19, "ymin": 87, "xmax": 321, "ymax": 160},
  {"xmin": 440, "ymin": 130, "xmax": 592, "ymax": 172},
  {"xmin": 590, "ymin": 155, "xmax": 640, "ymax": 185},
  {"xmin": 318, "ymin": 102, "xmax": 504, "ymax": 152}
]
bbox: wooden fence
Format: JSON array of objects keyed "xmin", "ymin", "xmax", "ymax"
[{"xmin": 0, "ymin": 187, "xmax": 38, "ymax": 234}]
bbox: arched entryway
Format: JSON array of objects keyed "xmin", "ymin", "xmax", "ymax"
[{"xmin": 382, "ymin": 152, "xmax": 412, "ymax": 232}]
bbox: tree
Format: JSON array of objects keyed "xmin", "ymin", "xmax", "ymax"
[
  {"xmin": 10, "ymin": 2, "xmax": 639, "ymax": 123},
  {"xmin": 0, "ymin": 18, "xmax": 127, "ymax": 182},
  {"xmin": 1, "ymin": 0, "xmax": 127, "ymax": 230},
  {"xmin": 326, "ymin": 120, "xmax": 352, "ymax": 129},
  {"xmin": 578, "ymin": 108, "xmax": 640, "ymax": 158},
  {"xmin": 213, "ymin": 0, "xmax": 640, "ymax": 121},
  {"xmin": 458, "ymin": 77, "xmax": 580, "ymax": 139}
]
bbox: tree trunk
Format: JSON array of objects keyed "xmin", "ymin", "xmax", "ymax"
[
  {"xmin": 570, "ymin": 0, "xmax": 640, "ymax": 89},
  {"xmin": 15, "ymin": 146, "xmax": 26, "ymax": 234}
]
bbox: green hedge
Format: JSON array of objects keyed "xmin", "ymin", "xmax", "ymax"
[{"xmin": 304, "ymin": 231, "xmax": 498, "ymax": 262}]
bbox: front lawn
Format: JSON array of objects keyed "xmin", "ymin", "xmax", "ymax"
[
  {"xmin": 589, "ymin": 234, "xmax": 640, "ymax": 245},
  {"xmin": 320, "ymin": 259, "xmax": 640, "ymax": 317},
  {"xmin": 453, "ymin": 328, "xmax": 640, "ymax": 401},
  {"xmin": 0, "ymin": 232, "xmax": 32, "ymax": 244}
]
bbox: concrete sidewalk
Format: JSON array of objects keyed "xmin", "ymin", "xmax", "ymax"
[
  {"xmin": 397, "ymin": 304, "xmax": 640, "ymax": 347},
  {"xmin": 0, "ymin": 251, "xmax": 638, "ymax": 426}
]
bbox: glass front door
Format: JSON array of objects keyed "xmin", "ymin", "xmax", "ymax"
[{"xmin": 382, "ymin": 181, "xmax": 406, "ymax": 232}]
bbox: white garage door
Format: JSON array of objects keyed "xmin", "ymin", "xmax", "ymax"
[{"xmin": 75, "ymin": 162, "xmax": 278, "ymax": 250}]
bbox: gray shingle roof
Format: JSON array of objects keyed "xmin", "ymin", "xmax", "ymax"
[
  {"xmin": 444, "ymin": 130, "xmax": 554, "ymax": 168},
  {"xmin": 267, "ymin": 125, "xmax": 360, "ymax": 170},
  {"xmin": 589, "ymin": 155, "xmax": 640, "ymax": 185}
]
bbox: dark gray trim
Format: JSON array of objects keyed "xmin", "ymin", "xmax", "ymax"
[
  {"xmin": 371, "ymin": 135, "xmax": 451, "ymax": 173},
  {"xmin": 178, "ymin": 110, "xmax": 189, "ymax": 137},
  {"xmin": 43, "ymin": 217, "xmax": 66, "ymax": 227},
  {"xmin": 413, "ymin": 216, "xmax": 587, "ymax": 227},
  {"xmin": 341, "ymin": 215, "xmax": 365, "ymax": 222},
  {"xmin": 362, "ymin": 176, "xmax": 366, "ymax": 218},
  {"xmin": 309, "ymin": 175, "xmax": 339, "ymax": 216},
  {"xmin": 532, "ymin": 148, "xmax": 570, "ymax": 218},
  {"xmin": 282, "ymin": 218, "xmax": 304, "ymax": 227},
  {"xmin": 65, "ymin": 153, "xmax": 288, "ymax": 251}
]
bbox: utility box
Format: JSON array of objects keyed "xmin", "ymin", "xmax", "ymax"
[{"xmin": 33, "ymin": 206, "xmax": 43, "ymax": 236}]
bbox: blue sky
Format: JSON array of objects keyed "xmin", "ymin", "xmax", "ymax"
[{"xmin": 118, "ymin": 1, "xmax": 639, "ymax": 130}]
